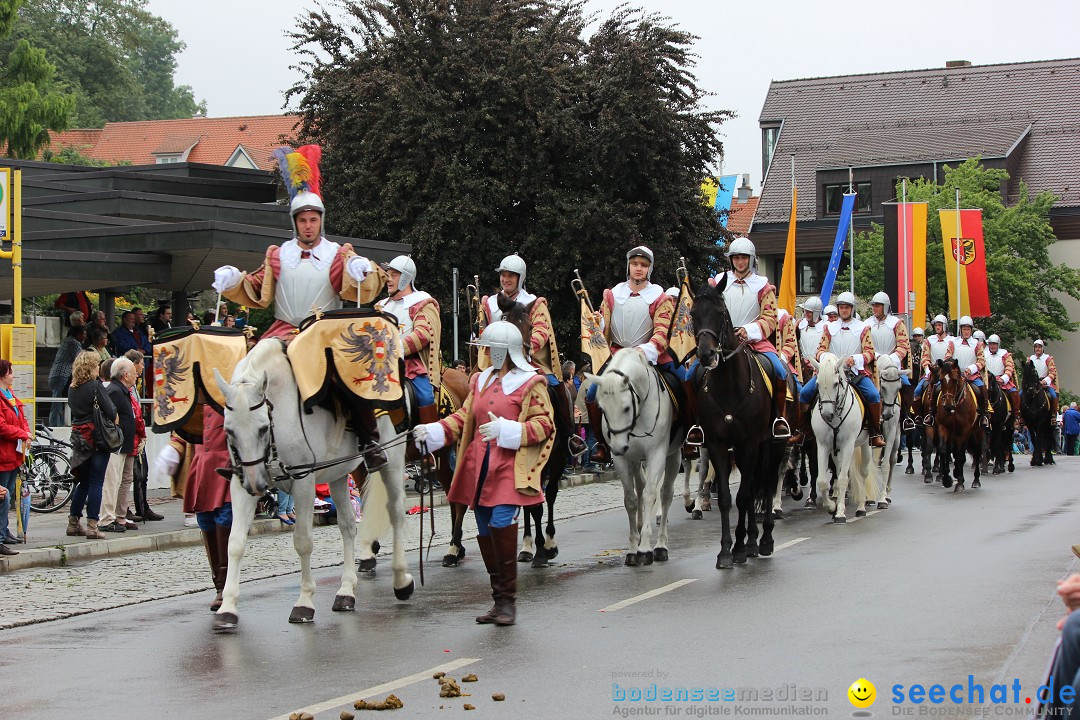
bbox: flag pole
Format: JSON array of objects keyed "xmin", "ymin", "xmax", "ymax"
[
  {"xmin": 848, "ymin": 167, "xmax": 855, "ymax": 296},
  {"xmin": 954, "ymin": 187, "xmax": 962, "ymax": 335},
  {"xmin": 901, "ymin": 177, "xmax": 910, "ymax": 332}
]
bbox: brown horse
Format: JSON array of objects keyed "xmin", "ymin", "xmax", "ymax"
[{"xmin": 934, "ymin": 358, "xmax": 983, "ymax": 491}]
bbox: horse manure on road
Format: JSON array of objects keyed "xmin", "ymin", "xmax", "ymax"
[
  {"xmin": 433, "ymin": 671, "xmax": 446, "ymax": 679},
  {"xmin": 353, "ymin": 694, "xmax": 404, "ymax": 710},
  {"xmin": 463, "ymin": 705, "xmax": 475, "ymax": 710},
  {"xmin": 438, "ymin": 678, "xmax": 468, "ymax": 698},
  {"xmin": 492, "ymin": 693, "xmax": 506, "ymax": 701},
  {"xmin": 289, "ymin": 713, "xmax": 314, "ymax": 720},
  {"xmin": 461, "ymin": 674, "xmax": 478, "ymax": 682},
  {"xmin": 341, "ymin": 712, "xmax": 355, "ymax": 720}
]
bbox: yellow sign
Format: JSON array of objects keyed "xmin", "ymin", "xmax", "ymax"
[{"xmin": 0, "ymin": 167, "xmax": 8, "ymax": 239}]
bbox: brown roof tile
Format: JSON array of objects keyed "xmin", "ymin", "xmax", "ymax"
[{"xmin": 726, "ymin": 196, "xmax": 758, "ymax": 235}]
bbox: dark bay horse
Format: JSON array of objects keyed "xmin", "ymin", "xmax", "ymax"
[
  {"xmin": 690, "ymin": 283, "xmax": 781, "ymax": 569},
  {"xmin": 985, "ymin": 375, "xmax": 1015, "ymax": 475},
  {"xmin": 934, "ymin": 359, "xmax": 983, "ymax": 491},
  {"xmin": 1021, "ymin": 359, "xmax": 1056, "ymax": 467}
]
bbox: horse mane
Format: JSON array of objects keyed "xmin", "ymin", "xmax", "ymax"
[
  {"xmin": 817, "ymin": 353, "xmax": 840, "ymax": 390},
  {"xmin": 878, "ymin": 354, "xmax": 900, "ymax": 382},
  {"xmin": 232, "ymin": 338, "xmax": 287, "ymax": 385}
]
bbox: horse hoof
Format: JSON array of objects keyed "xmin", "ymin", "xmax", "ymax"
[
  {"xmin": 953, "ymin": 483, "xmax": 964, "ymax": 493},
  {"xmin": 732, "ymin": 550, "xmax": 748, "ymax": 564},
  {"xmin": 625, "ymin": 553, "xmax": 640, "ymax": 567},
  {"xmin": 653, "ymin": 548, "xmax": 669, "ymax": 562},
  {"xmin": 547, "ymin": 546, "xmax": 558, "ymax": 559},
  {"xmin": 358, "ymin": 557, "xmax": 377, "ymax": 572},
  {"xmin": 1048, "ymin": 459, "xmax": 1057, "ymax": 466},
  {"xmin": 531, "ymin": 554, "xmax": 550, "ymax": 569},
  {"xmin": 855, "ymin": 510, "xmax": 866, "ymax": 518},
  {"xmin": 866, "ymin": 500, "xmax": 876, "ymax": 507},
  {"xmin": 394, "ymin": 580, "xmax": 415, "ymax": 601},
  {"xmin": 941, "ymin": 477, "xmax": 953, "ymax": 489},
  {"xmin": 212, "ymin": 612, "xmax": 238, "ymax": 633},
  {"xmin": 692, "ymin": 509, "xmax": 703, "ymax": 520},
  {"xmin": 773, "ymin": 509, "xmax": 784, "ymax": 520},
  {"xmin": 804, "ymin": 498, "xmax": 816, "ymax": 508},
  {"xmin": 289, "ymin": 606, "xmax": 315, "ymax": 624},
  {"xmin": 517, "ymin": 551, "xmax": 534, "ymax": 563},
  {"xmin": 791, "ymin": 488, "xmax": 804, "ymax": 501},
  {"xmin": 833, "ymin": 515, "xmax": 847, "ymax": 524},
  {"xmin": 746, "ymin": 542, "xmax": 759, "ymax": 558},
  {"xmin": 877, "ymin": 501, "xmax": 889, "ymax": 510},
  {"xmin": 972, "ymin": 480, "xmax": 981, "ymax": 489},
  {"xmin": 923, "ymin": 474, "xmax": 932, "ymax": 483},
  {"xmin": 1008, "ymin": 464, "xmax": 1015, "ymax": 473},
  {"xmin": 684, "ymin": 503, "xmax": 695, "ymax": 514},
  {"xmin": 371, "ymin": 540, "xmax": 381, "ymax": 554},
  {"xmin": 332, "ymin": 595, "xmax": 356, "ymax": 612},
  {"xmin": 641, "ymin": 551, "xmax": 654, "ymax": 566},
  {"xmin": 759, "ymin": 540, "xmax": 774, "ymax": 557},
  {"xmin": 905, "ymin": 467, "xmax": 915, "ymax": 475},
  {"xmin": 716, "ymin": 553, "xmax": 734, "ymax": 570},
  {"xmin": 442, "ymin": 554, "xmax": 461, "ymax": 568}
]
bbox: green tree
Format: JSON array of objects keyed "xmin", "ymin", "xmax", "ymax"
[
  {"xmin": 0, "ymin": 0, "xmax": 74, "ymax": 158},
  {"xmin": 836, "ymin": 158, "xmax": 1079, "ymax": 348},
  {"xmin": 4, "ymin": 0, "xmax": 205, "ymax": 127},
  {"xmin": 288, "ymin": 0, "xmax": 730, "ymax": 357}
]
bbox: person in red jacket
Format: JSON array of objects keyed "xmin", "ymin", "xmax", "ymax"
[{"xmin": 0, "ymin": 359, "xmax": 31, "ymax": 553}]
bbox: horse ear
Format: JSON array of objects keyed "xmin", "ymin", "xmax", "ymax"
[
  {"xmin": 936, "ymin": 359, "xmax": 943, "ymax": 368},
  {"xmin": 212, "ymin": 368, "xmax": 232, "ymax": 403},
  {"xmin": 714, "ymin": 272, "xmax": 729, "ymax": 293},
  {"xmin": 255, "ymin": 372, "xmax": 268, "ymax": 398},
  {"xmin": 583, "ymin": 372, "xmax": 599, "ymax": 383}
]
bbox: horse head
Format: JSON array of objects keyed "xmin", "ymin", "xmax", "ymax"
[
  {"xmin": 497, "ymin": 292, "xmax": 533, "ymax": 341},
  {"xmin": 938, "ymin": 358, "xmax": 963, "ymax": 414},
  {"xmin": 1022, "ymin": 358, "xmax": 1040, "ymax": 392},
  {"xmin": 587, "ymin": 349, "xmax": 650, "ymax": 457},
  {"xmin": 816, "ymin": 353, "xmax": 845, "ymax": 423},
  {"xmin": 877, "ymin": 355, "xmax": 902, "ymax": 421},
  {"xmin": 214, "ymin": 348, "xmax": 276, "ymax": 497},
  {"xmin": 690, "ymin": 283, "xmax": 735, "ymax": 370}
]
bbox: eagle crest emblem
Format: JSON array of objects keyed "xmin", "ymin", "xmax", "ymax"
[
  {"xmin": 154, "ymin": 345, "xmax": 190, "ymax": 420},
  {"xmin": 342, "ymin": 320, "xmax": 400, "ymax": 393}
]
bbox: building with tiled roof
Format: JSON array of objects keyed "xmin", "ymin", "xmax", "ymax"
[
  {"xmin": 748, "ymin": 58, "xmax": 1080, "ymax": 390},
  {"xmin": 43, "ymin": 115, "xmax": 300, "ymax": 171},
  {"xmin": 727, "ymin": 195, "xmax": 758, "ymax": 236}
]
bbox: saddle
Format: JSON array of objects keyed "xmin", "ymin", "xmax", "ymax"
[
  {"xmin": 748, "ymin": 350, "xmax": 793, "ymax": 402},
  {"xmin": 151, "ymin": 326, "xmax": 248, "ymax": 442}
]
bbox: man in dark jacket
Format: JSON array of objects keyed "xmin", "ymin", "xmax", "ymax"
[
  {"xmin": 1064, "ymin": 402, "xmax": 1080, "ymax": 457},
  {"xmin": 113, "ymin": 311, "xmax": 151, "ymax": 356},
  {"xmin": 99, "ymin": 358, "xmax": 138, "ymax": 532}
]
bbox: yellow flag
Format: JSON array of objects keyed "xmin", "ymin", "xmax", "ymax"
[
  {"xmin": 778, "ymin": 186, "xmax": 797, "ymax": 314},
  {"xmin": 667, "ymin": 277, "xmax": 696, "ymax": 365}
]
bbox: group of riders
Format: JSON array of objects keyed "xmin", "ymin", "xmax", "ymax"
[{"xmin": 191, "ymin": 146, "xmax": 1060, "ymax": 626}]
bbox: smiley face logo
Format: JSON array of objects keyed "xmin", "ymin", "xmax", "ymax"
[{"xmin": 848, "ymin": 678, "xmax": 876, "ymax": 708}]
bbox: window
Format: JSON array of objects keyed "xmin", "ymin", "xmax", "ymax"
[
  {"xmin": 155, "ymin": 155, "xmax": 181, "ymax": 164},
  {"xmin": 775, "ymin": 257, "xmax": 831, "ymax": 295},
  {"xmin": 824, "ymin": 182, "xmax": 872, "ymax": 215},
  {"xmin": 761, "ymin": 123, "xmax": 781, "ymax": 179}
]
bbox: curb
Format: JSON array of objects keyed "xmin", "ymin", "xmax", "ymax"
[{"xmin": 0, "ymin": 469, "xmax": 616, "ymax": 574}]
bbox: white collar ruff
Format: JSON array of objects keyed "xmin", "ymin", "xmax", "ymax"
[
  {"xmin": 478, "ymin": 366, "xmax": 539, "ymax": 395},
  {"xmin": 612, "ymin": 281, "xmax": 662, "ymax": 305},
  {"xmin": 720, "ymin": 271, "xmax": 768, "ymax": 294},
  {"xmin": 378, "ymin": 290, "xmax": 432, "ymax": 311},
  {"xmin": 280, "ymin": 237, "xmax": 339, "ymax": 272}
]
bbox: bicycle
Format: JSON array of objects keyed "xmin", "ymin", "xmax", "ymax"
[{"xmin": 20, "ymin": 426, "xmax": 77, "ymax": 514}]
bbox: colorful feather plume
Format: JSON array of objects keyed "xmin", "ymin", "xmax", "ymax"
[{"xmin": 272, "ymin": 144, "xmax": 322, "ymax": 202}]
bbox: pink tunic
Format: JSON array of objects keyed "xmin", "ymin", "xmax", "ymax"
[
  {"xmin": 183, "ymin": 407, "xmax": 232, "ymax": 514},
  {"xmin": 444, "ymin": 374, "xmax": 545, "ymax": 509}
]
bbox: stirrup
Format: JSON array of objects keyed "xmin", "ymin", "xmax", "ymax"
[
  {"xmin": 771, "ymin": 417, "xmax": 792, "ymax": 439},
  {"xmin": 979, "ymin": 415, "xmax": 990, "ymax": 429},
  {"xmin": 684, "ymin": 425, "xmax": 704, "ymax": 447},
  {"xmin": 870, "ymin": 435, "xmax": 885, "ymax": 447},
  {"xmin": 902, "ymin": 418, "xmax": 917, "ymax": 432},
  {"xmin": 361, "ymin": 443, "xmax": 389, "ymax": 472},
  {"xmin": 567, "ymin": 435, "xmax": 588, "ymax": 457},
  {"xmin": 923, "ymin": 413, "xmax": 935, "ymax": 427}
]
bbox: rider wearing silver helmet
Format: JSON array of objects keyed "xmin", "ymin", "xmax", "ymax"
[
  {"xmin": 952, "ymin": 316, "xmax": 989, "ymax": 427},
  {"xmin": 867, "ymin": 291, "xmax": 914, "ymax": 429},
  {"xmin": 412, "ymin": 321, "xmax": 555, "ymax": 628},
  {"xmin": 913, "ymin": 314, "xmax": 956, "ymax": 419},
  {"xmin": 984, "ymin": 334, "xmax": 1020, "ymax": 423},
  {"xmin": 375, "ymin": 255, "xmax": 441, "ymax": 416},
  {"xmin": 797, "ymin": 296, "xmax": 825, "ymax": 386},
  {"xmin": 800, "ymin": 291, "xmax": 886, "ymax": 447},
  {"xmin": 1029, "ymin": 339, "xmax": 1060, "ymax": 419},
  {"xmin": 709, "ymin": 237, "xmax": 792, "ymax": 439}
]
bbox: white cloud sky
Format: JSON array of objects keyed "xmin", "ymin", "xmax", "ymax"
[{"xmin": 147, "ymin": 0, "xmax": 1080, "ymax": 189}]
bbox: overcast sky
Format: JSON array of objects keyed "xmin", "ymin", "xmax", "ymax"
[{"xmin": 146, "ymin": 0, "xmax": 1079, "ymax": 189}]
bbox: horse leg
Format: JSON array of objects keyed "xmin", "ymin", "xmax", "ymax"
[
  {"xmin": 328, "ymin": 476, "xmax": 358, "ymax": 612},
  {"xmin": 618, "ymin": 458, "xmax": 642, "ymax": 566},
  {"xmin": 711, "ymin": 446, "xmax": 735, "ymax": 569},
  {"xmin": 542, "ymin": 470, "xmax": 560, "ymax": 561},
  {"xmin": 815, "ymin": 435, "xmax": 835, "ymax": 516},
  {"xmin": 526, "ymin": 505, "xmax": 548, "ymax": 567},
  {"xmin": 952, "ymin": 443, "xmax": 966, "ymax": 492},
  {"xmin": 906, "ymin": 429, "xmax": 916, "ymax": 474},
  {"xmin": 922, "ymin": 428, "xmax": 934, "ymax": 481},
  {"xmin": 635, "ymin": 456, "xmax": 665, "ymax": 566},
  {"xmin": 518, "ymin": 503, "xmax": 536, "ymax": 563},
  {"xmin": 653, "ymin": 450, "xmax": 679, "ymax": 562},
  {"xmin": 442, "ymin": 501, "xmax": 468, "ymax": 567},
  {"xmin": 287, "ymin": 479, "xmax": 317, "ymax": 624},
  {"xmin": 377, "ymin": 439, "xmax": 415, "ymax": 600},
  {"xmin": 971, "ymin": 438, "xmax": 982, "ymax": 489},
  {"xmin": 214, "ymin": 475, "xmax": 257, "ymax": 632},
  {"xmin": 831, "ymin": 440, "xmax": 855, "ymax": 523}
]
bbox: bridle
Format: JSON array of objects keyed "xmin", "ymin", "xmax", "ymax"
[
  {"xmin": 817, "ymin": 362, "xmax": 857, "ymax": 454},
  {"xmin": 601, "ymin": 365, "xmax": 662, "ymax": 439}
]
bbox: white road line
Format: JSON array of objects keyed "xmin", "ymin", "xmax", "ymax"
[
  {"xmin": 772, "ymin": 537, "xmax": 810, "ymax": 552},
  {"xmin": 267, "ymin": 657, "xmax": 481, "ymax": 720},
  {"xmin": 599, "ymin": 579, "xmax": 697, "ymax": 612},
  {"xmin": 848, "ymin": 509, "xmax": 880, "ymax": 523}
]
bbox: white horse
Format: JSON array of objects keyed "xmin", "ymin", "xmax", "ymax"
[
  {"xmin": 812, "ymin": 353, "xmax": 879, "ymax": 523},
  {"xmin": 211, "ymin": 339, "xmax": 413, "ymax": 632},
  {"xmin": 682, "ymin": 449, "xmax": 714, "ymax": 519},
  {"xmin": 873, "ymin": 355, "xmax": 905, "ymax": 509},
  {"xmin": 587, "ymin": 350, "xmax": 681, "ymax": 565}
]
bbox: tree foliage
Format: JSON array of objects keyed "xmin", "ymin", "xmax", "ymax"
[
  {"xmin": 288, "ymin": 0, "xmax": 730, "ymax": 358},
  {"xmin": 837, "ymin": 158, "xmax": 1079, "ymax": 348},
  {"xmin": 0, "ymin": 0, "xmax": 75, "ymax": 158},
  {"xmin": 3, "ymin": 0, "xmax": 205, "ymax": 128}
]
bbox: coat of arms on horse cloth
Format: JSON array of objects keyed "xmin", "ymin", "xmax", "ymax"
[
  {"xmin": 152, "ymin": 327, "xmax": 249, "ymax": 435},
  {"xmin": 288, "ymin": 311, "xmax": 404, "ymax": 406}
]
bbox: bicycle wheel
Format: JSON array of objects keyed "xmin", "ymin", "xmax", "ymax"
[{"xmin": 25, "ymin": 449, "xmax": 76, "ymax": 513}]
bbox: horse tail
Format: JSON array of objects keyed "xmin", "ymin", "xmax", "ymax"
[{"xmin": 358, "ymin": 470, "xmax": 392, "ymax": 548}]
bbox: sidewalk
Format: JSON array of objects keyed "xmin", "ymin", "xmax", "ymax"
[{"xmin": 0, "ymin": 467, "xmax": 615, "ymax": 573}]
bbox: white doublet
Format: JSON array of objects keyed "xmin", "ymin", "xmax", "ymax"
[
  {"xmin": 721, "ymin": 272, "xmax": 768, "ymax": 330},
  {"xmin": 1030, "ymin": 354, "xmax": 1050, "ymax": 379},
  {"xmin": 927, "ymin": 335, "xmax": 952, "ymax": 363},
  {"xmin": 867, "ymin": 314, "xmax": 900, "ymax": 356},
  {"xmin": 275, "ymin": 239, "xmax": 341, "ymax": 327},
  {"xmin": 985, "ymin": 349, "xmax": 1008, "ymax": 376},
  {"xmin": 823, "ymin": 318, "xmax": 866, "ymax": 362},
  {"xmin": 798, "ymin": 319, "xmax": 824, "ymax": 365},
  {"xmin": 953, "ymin": 338, "xmax": 979, "ymax": 369}
]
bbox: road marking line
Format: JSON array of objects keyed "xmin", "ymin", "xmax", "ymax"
[
  {"xmin": 848, "ymin": 509, "xmax": 880, "ymax": 523},
  {"xmin": 599, "ymin": 579, "xmax": 697, "ymax": 612},
  {"xmin": 266, "ymin": 657, "xmax": 481, "ymax": 720},
  {"xmin": 773, "ymin": 537, "xmax": 810, "ymax": 552}
]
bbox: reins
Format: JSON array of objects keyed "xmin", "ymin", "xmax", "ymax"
[{"xmin": 603, "ymin": 365, "xmax": 663, "ymax": 439}]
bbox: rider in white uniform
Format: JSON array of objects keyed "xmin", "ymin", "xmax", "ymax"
[{"xmin": 951, "ymin": 316, "xmax": 988, "ymax": 427}]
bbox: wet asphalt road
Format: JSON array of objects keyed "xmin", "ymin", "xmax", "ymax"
[{"xmin": 7, "ymin": 456, "xmax": 1080, "ymax": 719}]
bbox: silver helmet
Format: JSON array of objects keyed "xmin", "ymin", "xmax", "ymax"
[
  {"xmin": 987, "ymin": 334, "xmax": 1001, "ymax": 345},
  {"xmin": 836, "ymin": 291, "xmax": 856, "ymax": 307},
  {"xmin": 385, "ymin": 255, "xmax": 417, "ymax": 292},
  {"xmin": 871, "ymin": 291, "xmax": 891, "ymax": 313},
  {"xmin": 626, "ymin": 245, "xmax": 654, "ymax": 280},
  {"xmin": 289, "ymin": 190, "xmax": 325, "ymax": 237},
  {"xmin": 479, "ymin": 321, "xmax": 533, "ymax": 372},
  {"xmin": 798, "ymin": 296, "xmax": 823, "ymax": 322},
  {"xmin": 912, "ymin": 326, "xmax": 925, "ymax": 337},
  {"xmin": 958, "ymin": 315, "xmax": 974, "ymax": 329},
  {"xmin": 973, "ymin": 329, "xmax": 986, "ymax": 342},
  {"xmin": 824, "ymin": 304, "xmax": 838, "ymax": 318},
  {"xmin": 496, "ymin": 254, "xmax": 527, "ymax": 293},
  {"xmin": 932, "ymin": 314, "xmax": 948, "ymax": 329},
  {"xmin": 725, "ymin": 236, "xmax": 756, "ymax": 261}
]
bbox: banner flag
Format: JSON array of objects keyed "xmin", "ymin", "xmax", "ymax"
[
  {"xmin": 818, "ymin": 193, "xmax": 856, "ymax": 304},
  {"xmin": 939, "ymin": 209, "xmax": 991, "ymax": 318},
  {"xmin": 778, "ymin": 185, "xmax": 797, "ymax": 314},
  {"xmin": 579, "ymin": 296, "xmax": 611, "ymax": 371},
  {"xmin": 668, "ymin": 276, "xmax": 696, "ymax": 365},
  {"xmin": 883, "ymin": 202, "xmax": 928, "ymax": 326}
]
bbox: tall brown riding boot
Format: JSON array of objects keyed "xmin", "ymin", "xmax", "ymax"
[
  {"xmin": 212, "ymin": 523, "xmax": 232, "ymax": 611},
  {"xmin": 356, "ymin": 403, "xmax": 388, "ymax": 472},
  {"xmin": 586, "ymin": 400, "xmax": 609, "ymax": 463},
  {"xmin": 976, "ymin": 386, "xmax": 990, "ymax": 428},
  {"xmin": 474, "ymin": 534, "xmax": 500, "ymax": 624},
  {"xmin": 1007, "ymin": 389, "xmax": 1021, "ymax": 424},
  {"xmin": 550, "ymin": 385, "xmax": 586, "ymax": 456},
  {"xmin": 771, "ymin": 384, "xmax": 792, "ymax": 439},
  {"xmin": 488, "ymin": 524, "xmax": 519, "ymax": 626},
  {"xmin": 681, "ymin": 379, "xmax": 703, "ymax": 446},
  {"xmin": 900, "ymin": 384, "xmax": 916, "ymax": 431},
  {"xmin": 790, "ymin": 402, "xmax": 811, "ymax": 445},
  {"xmin": 867, "ymin": 401, "xmax": 886, "ymax": 447}
]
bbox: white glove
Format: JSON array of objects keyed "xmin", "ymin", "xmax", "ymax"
[
  {"xmin": 479, "ymin": 412, "xmax": 523, "ymax": 449},
  {"xmin": 635, "ymin": 342, "xmax": 659, "ymax": 365},
  {"xmin": 479, "ymin": 412, "xmax": 502, "ymax": 442},
  {"xmin": 213, "ymin": 266, "xmax": 242, "ymax": 293},
  {"xmin": 1001, "ymin": 374, "xmax": 1010, "ymax": 384},
  {"xmin": 413, "ymin": 422, "xmax": 446, "ymax": 453},
  {"xmin": 153, "ymin": 444, "xmax": 181, "ymax": 483},
  {"xmin": 924, "ymin": 368, "xmax": 931, "ymax": 378},
  {"xmin": 346, "ymin": 256, "xmax": 372, "ymax": 282},
  {"xmin": 1044, "ymin": 377, "xmax": 1052, "ymax": 387},
  {"xmin": 966, "ymin": 364, "xmax": 979, "ymax": 375}
]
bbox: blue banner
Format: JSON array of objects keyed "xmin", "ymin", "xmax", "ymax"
[
  {"xmin": 819, "ymin": 193, "xmax": 856, "ymax": 304},
  {"xmin": 715, "ymin": 174, "xmax": 738, "ymax": 228}
]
